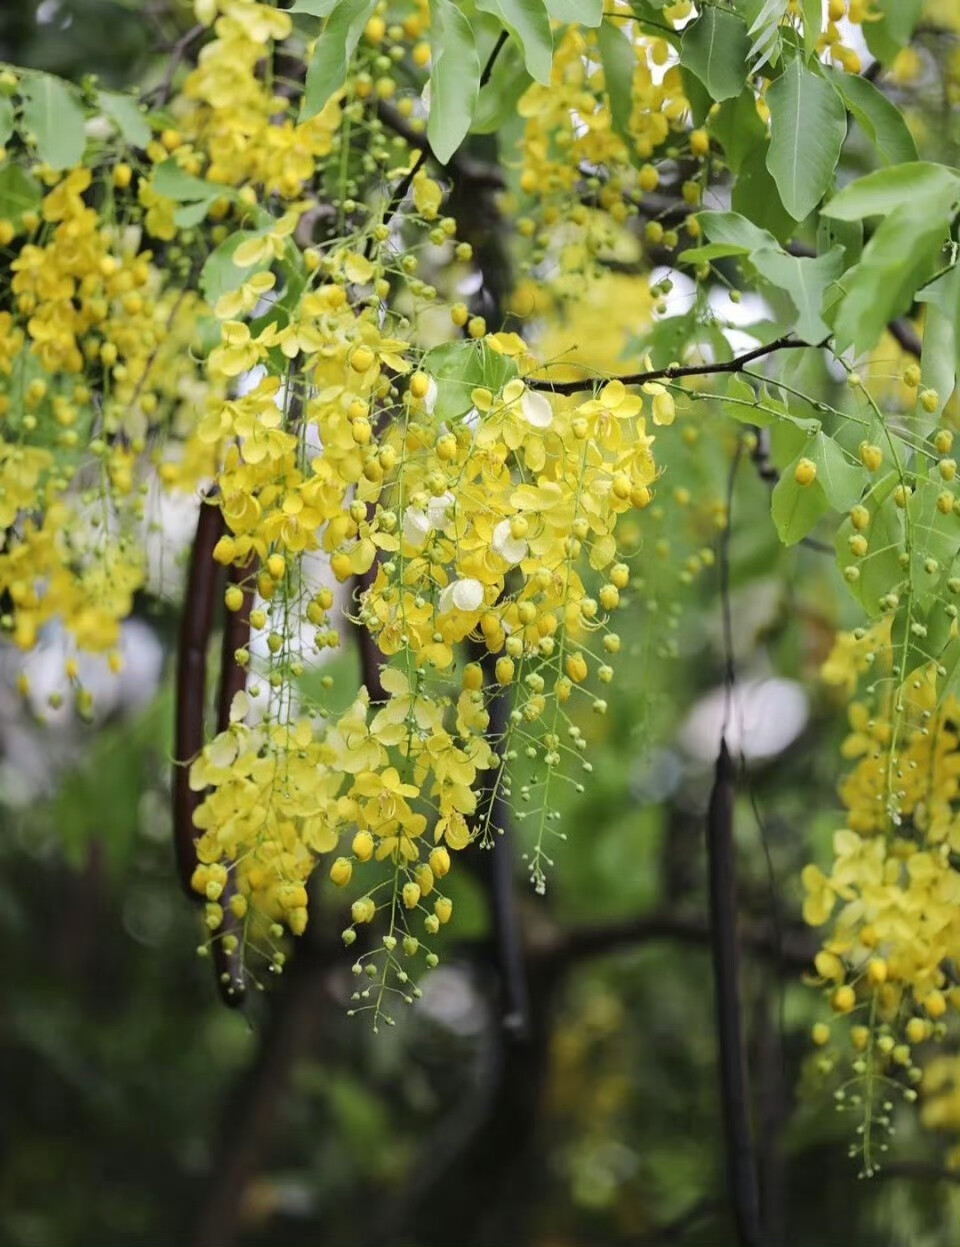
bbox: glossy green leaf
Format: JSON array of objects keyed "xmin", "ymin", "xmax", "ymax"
[
  {"xmin": 596, "ymin": 19, "xmax": 635, "ymax": 142},
  {"xmin": 747, "ymin": 0, "xmax": 788, "ymax": 70},
  {"xmin": 153, "ymin": 159, "xmax": 221, "ymax": 202},
  {"xmin": 709, "ymin": 88, "xmax": 766, "ymax": 175},
  {"xmin": 807, "ymin": 430, "xmax": 864, "ymax": 510},
  {"xmin": 199, "ymin": 230, "xmax": 269, "ymax": 303},
  {"xmin": 834, "ymin": 472, "xmax": 903, "ymax": 616},
  {"xmin": 680, "ymin": 7, "xmax": 750, "ymax": 103},
  {"xmin": 471, "ymin": 38, "xmax": 532, "ymax": 133},
  {"xmin": 863, "ymin": 0, "xmax": 923, "ymax": 64},
  {"xmin": 732, "ymin": 144, "xmax": 798, "ymax": 242},
  {"xmin": 289, "ymin": 0, "xmax": 341, "ymax": 12},
  {"xmin": 20, "ymin": 73, "xmax": 86, "ymax": 171},
  {"xmin": 420, "ymin": 340, "xmax": 517, "ymax": 420},
  {"xmin": 800, "ymin": 0, "xmax": 821, "ymax": 57},
  {"xmin": 475, "ymin": 0, "xmax": 552, "ymax": 84},
  {"xmin": 0, "ymin": 162, "xmax": 42, "ymax": 226},
  {"xmin": 917, "ymin": 266, "xmax": 960, "ymax": 423},
  {"xmin": 821, "ymin": 67, "xmax": 917, "ymax": 167},
  {"xmin": 771, "ymin": 463, "xmax": 829, "ymax": 545},
  {"xmin": 750, "ymin": 246, "xmax": 844, "ymax": 344},
  {"xmin": 696, "ymin": 209, "xmax": 779, "ymax": 255},
  {"xmin": 544, "ymin": 0, "xmax": 602, "ymax": 25},
  {"xmin": 98, "ymin": 89, "xmax": 151, "ymax": 148},
  {"xmin": 0, "ymin": 97, "xmax": 13, "ymax": 148},
  {"xmin": 817, "ymin": 214, "xmax": 862, "ymax": 268},
  {"xmin": 766, "ymin": 59, "xmax": 846, "ymax": 221},
  {"xmin": 427, "ymin": 0, "xmax": 481, "ymax": 163},
  {"xmin": 301, "ymin": 0, "xmax": 378, "ymax": 121},
  {"xmin": 824, "ymin": 162, "xmax": 960, "ymax": 220},
  {"xmin": 833, "ymin": 195, "xmax": 953, "ymax": 355}
]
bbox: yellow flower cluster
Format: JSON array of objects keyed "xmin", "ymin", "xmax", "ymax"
[
  {"xmin": 516, "ymin": 19, "xmax": 688, "ymax": 228},
  {"xmin": 179, "ymin": 2, "xmax": 343, "ymax": 199},
  {"xmin": 804, "ymin": 630, "xmax": 960, "ymax": 1168},
  {"xmin": 0, "ymin": 154, "xmax": 213, "ymax": 668}
]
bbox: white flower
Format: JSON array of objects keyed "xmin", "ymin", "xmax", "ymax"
[
  {"xmin": 438, "ymin": 577, "xmax": 484, "ymax": 614},
  {"xmin": 402, "ymin": 507, "xmax": 431, "ymax": 549},
  {"xmin": 423, "ymin": 377, "xmax": 438, "ymax": 414},
  {"xmin": 492, "ymin": 519, "xmax": 527, "ymax": 565},
  {"xmin": 426, "ymin": 490, "xmax": 454, "ymax": 527},
  {"xmin": 402, "ymin": 492, "xmax": 454, "ymax": 549},
  {"xmin": 521, "ymin": 390, "xmax": 553, "ymax": 429},
  {"xmin": 229, "ymin": 690, "xmax": 250, "ymax": 723}
]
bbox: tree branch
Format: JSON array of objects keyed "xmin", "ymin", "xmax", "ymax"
[
  {"xmin": 172, "ymin": 494, "xmax": 224, "ymax": 897},
  {"xmin": 527, "ymin": 334, "xmax": 813, "ymax": 395}
]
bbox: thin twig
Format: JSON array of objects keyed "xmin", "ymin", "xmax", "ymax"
[
  {"xmin": 526, "ymin": 335, "xmax": 812, "ymax": 395},
  {"xmin": 479, "ymin": 30, "xmax": 509, "ymax": 89},
  {"xmin": 375, "ymin": 100, "xmax": 505, "ymax": 186},
  {"xmin": 149, "ymin": 22, "xmax": 204, "ymax": 107}
]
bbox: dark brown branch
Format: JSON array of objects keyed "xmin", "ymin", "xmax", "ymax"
[
  {"xmin": 479, "ymin": 29, "xmax": 509, "ymax": 89},
  {"xmin": 173, "ymin": 495, "xmax": 224, "ymax": 896},
  {"xmin": 210, "ymin": 554, "xmax": 257, "ymax": 1007},
  {"xmin": 527, "ymin": 334, "xmax": 812, "ymax": 395},
  {"xmin": 707, "ymin": 740, "xmax": 762, "ymax": 1247},
  {"xmin": 534, "ymin": 910, "xmax": 815, "ymax": 973},
  {"xmin": 474, "ymin": 648, "xmax": 530, "ymax": 1036},
  {"xmin": 375, "ymin": 100, "xmax": 506, "ymax": 187},
  {"xmin": 874, "ymin": 1162, "xmax": 960, "ymax": 1185}
]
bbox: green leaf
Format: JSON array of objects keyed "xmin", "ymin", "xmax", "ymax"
[
  {"xmin": 199, "ymin": 230, "xmax": 269, "ymax": 303},
  {"xmin": 891, "ymin": 595, "xmax": 954, "ymax": 678},
  {"xmin": 19, "ymin": 73, "xmax": 86, "ymax": 171},
  {"xmin": 833, "ymin": 195, "xmax": 954, "ymax": 355},
  {"xmin": 544, "ymin": 0, "xmax": 602, "ymax": 25},
  {"xmin": 800, "ymin": 0, "xmax": 821, "ymax": 57},
  {"xmin": 173, "ymin": 200, "xmax": 215, "ymax": 227},
  {"xmin": 427, "ymin": 0, "xmax": 481, "ymax": 164},
  {"xmin": 0, "ymin": 97, "xmax": 13, "ymax": 148},
  {"xmin": 475, "ymin": 0, "xmax": 552, "ymax": 84},
  {"xmin": 834, "ymin": 472, "xmax": 904, "ymax": 616},
  {"xmin": 908, "ymin": 477, "xmax": 960, "ymax": 611},
  {"xmin": 817, "ymin": 214, "xmax": 862, "ymax": 268},
  {"xmin": 153, "ymin": 159, "xmax": 222, "ymax": 202},
  {"xmin": 771, "ymin": 465, "xmax": 829, "ymax": 545},
  {"xmin": 680, "ymin": 7, "xmax": 750, "ymax": 103},
  {"xmin": 696, "ymin": 209, "xmax": 779, "ymax": 255},
  {"xmin": 721, "ymin": 375, "xmax": 769, "ymax": 424},
  {"xmin": 863, "ymin": 0, "xmax": 923, "ymax": 64},
  {"xmin": 420, "ymin": 340, "xmax": 517, "ymax": 420},
  {"xmin": 824, "ymin": 162, "xmax": 960, "ymax": 221},
  {"xmin": 731, "ymin": 146, "xmax": 798, "ymax": 243},
  {"xmin": 0, "ymin": 162, "xmax": 42, "ymax": 226},
  {"xmin": 766, "ymin": 59, "xmax": 846, "ymax": 222},
  {"xmin": 680, "ymin": 66, "xmax": 712, "ymax": 127},
  {"xmin": 301, "ymin": 0, "xmax": 378, "ymax": 121},
  {"xmin": 821, "ymin": 67, "xmax": 917, "ymax": 167},
  {"xmin": 709, "ymin": 88, "xmax": 766, "ymax": 175},
  {"xmin": 916, "ymin": 266, "xmax": 960, "ymax": 430},
  {"xmin": 750, "ymin": 246, "xmax": 844, "ymax": 344},
  {"xmin": 747, "ymin": 0, "xmax": 788, "ymax": 70},
  {"xmin": 596, "ymin": 19, "xmax": 635, "ymax": 143},
  {"xmin": 289, "ymin": 0, "xmax": 341, "ymax": 12},
  {"xmin": 471, "ymin": 38, "xmax": 532, "ymax": 133},
  {"xmin": 98, "ymin": 89, "xmax": 151, "ymax": 148},
  {"xmin": 807, "ymin": 430, "xmax": 864, "ymax": 510}
]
